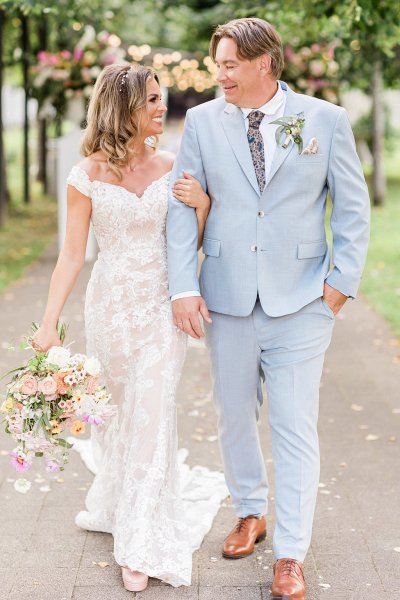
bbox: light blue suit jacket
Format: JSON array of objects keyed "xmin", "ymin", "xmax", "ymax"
[{"xmin": 167, "ymin": 82, "xmax": 370, "ymax": 317}]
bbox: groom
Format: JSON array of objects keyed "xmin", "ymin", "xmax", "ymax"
[{"xmin": 167, "ymin": 17, "xmax": 370, "ymax": 599}]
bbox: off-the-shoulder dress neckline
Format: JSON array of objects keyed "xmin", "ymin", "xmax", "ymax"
[{"xmin": 71, "ymin": 164, "xmax": 171, "ymax": 201}]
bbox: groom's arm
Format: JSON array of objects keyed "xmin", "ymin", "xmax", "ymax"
[
  {"xmin": 167, "ymin": 109, "xmax": 211, "ymax": 338},
  {"xmin": 325, "ymin": 108, "xmax": 370, "ymax": 307}
]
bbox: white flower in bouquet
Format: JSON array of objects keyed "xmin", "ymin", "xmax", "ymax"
[
  {"xmin": 68, "ymin": 353, "xmax": 87, "ymax": 367},
  {"xmin": 84, "ymin": 357, "xmax": 101, "ymax": 377},
  {"xmin": 45, "ymin": 346, "xmax": 71, "ymax": 368}
]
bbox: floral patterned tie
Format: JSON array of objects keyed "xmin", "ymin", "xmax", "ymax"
[{"xmin": 247, "ymin": 110, "xmax": 266, "ymax": 193}]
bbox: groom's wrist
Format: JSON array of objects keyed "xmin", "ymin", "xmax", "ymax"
[{"xmin": 171, "ymin": 291, "xmax": 201, "ymax": 301}]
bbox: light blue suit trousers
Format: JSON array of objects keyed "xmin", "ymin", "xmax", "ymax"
[{"xmin": 205, "ymin": 298, "xmax": 335, "ymax": 560}]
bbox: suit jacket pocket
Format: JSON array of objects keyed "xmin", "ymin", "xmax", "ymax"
[
  {"xmin": 203, "ymin": 237, "xmax": 221, "ymax": 257},
  {"xmin": 295, "ymin": 154, "xmax": 324, "ymax": 164},
  {"xmin": 297, "ymin": 239, "xmax": 327, "ymax": 259}
]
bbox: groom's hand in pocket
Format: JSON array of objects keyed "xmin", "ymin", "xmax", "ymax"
[
  {"xmin": 172, "ymin": 296, "xmax": 212, "ymax": 339},
  {"xmin": 323, "ymin": 282, "xmax": 348, "ymax": 315}
]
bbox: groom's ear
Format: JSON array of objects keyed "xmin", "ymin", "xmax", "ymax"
[{"xmin": 259, "ymin": 54, "xmax": 272, "ymax": 75}]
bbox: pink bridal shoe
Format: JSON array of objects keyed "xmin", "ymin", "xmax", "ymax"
[{"xmin": 121, "ymin": 567, "xmax": 149, "ymax": 592}]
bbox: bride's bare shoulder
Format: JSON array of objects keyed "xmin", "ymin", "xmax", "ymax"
[
  {"xmin": 76, "ymin": 152, "xmax": 108, "ymax": 181},
  {"xmin": 155, "ymin": 150, "xmax": 175, "ymax": 171}
]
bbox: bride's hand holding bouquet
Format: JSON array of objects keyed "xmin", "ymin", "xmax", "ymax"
[{"xmin": 1, "ymin": 323, "xmax": 116, "ymax": 492}]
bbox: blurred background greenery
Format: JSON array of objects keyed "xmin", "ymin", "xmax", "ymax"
[{"xmin": 0, "ymin": 0, "xmax": 399, "ymax": 334}]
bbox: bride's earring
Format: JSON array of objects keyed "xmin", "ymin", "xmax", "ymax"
[{"xmin": 145, "ymin": 135, "xmax": 157, "ymax": 148}]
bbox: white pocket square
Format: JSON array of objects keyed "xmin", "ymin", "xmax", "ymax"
[{"xmin": 301, "ymin": 137, "xmax": 319, "ymax": 155}]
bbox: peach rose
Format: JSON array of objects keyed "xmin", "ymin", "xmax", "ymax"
[
  {"xmin": 55, "ymin": 370, "xmax": 72, "ymax": 394},
  {"xmin": 20, "ymin": 374, "xmax": 38, "ymax": 396},
  {"xmin": 38, "ymin": 376, "xmax": 58, "ymax": 396},
  {"xmin": 85, "ymin": 376, "xmax": 99, "ymax": 395}
]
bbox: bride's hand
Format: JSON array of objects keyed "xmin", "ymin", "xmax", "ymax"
[
  {"xmin": 31, "ymin": 325, "xmax": 62, "ymax": 353},
  {"xmin": 173, "ymin": 171, "xmax": 210, "ymax": 212}
]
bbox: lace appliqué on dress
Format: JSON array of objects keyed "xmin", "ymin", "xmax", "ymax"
[{"xmin": 66, "ymin": 165, "xmax": 228, "ymax": 587}]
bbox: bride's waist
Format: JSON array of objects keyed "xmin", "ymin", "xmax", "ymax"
[{"xmin": 96, "ymin": 248, "xmax": 166, "ymax": 265}]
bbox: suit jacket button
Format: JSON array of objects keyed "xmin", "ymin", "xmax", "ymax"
[
  {"xmin": 251, "ymin": 244, "xmax": 257, "ymax": 252},
  {"xmin": 258, "ymin": 211, "xmax": 265, "ymax": 218}
]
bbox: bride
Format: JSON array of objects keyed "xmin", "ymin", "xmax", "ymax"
[{"xmin": 32, "ymin": 63, "xmax": 226, "ymax": 591}]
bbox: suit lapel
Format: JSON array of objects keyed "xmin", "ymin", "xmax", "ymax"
[
  {"xmin": 265, "ymin": 85, "xmax": 304, "ymax": 188},
  {"xmin": 220, "ymin": 105, "xmax": 260, "ymax": 196}
]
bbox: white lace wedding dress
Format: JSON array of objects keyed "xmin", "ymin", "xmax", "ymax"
[{"xmin": 66, "ymin": 165, "xmax": 227, "ymax": 587}]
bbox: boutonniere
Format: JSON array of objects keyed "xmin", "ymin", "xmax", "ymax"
[{"xmin": 270, "ymin": 112, "xmax": 305, "ymax": 154}]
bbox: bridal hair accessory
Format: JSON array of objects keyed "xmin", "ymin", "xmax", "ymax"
[
  {"xmin": 301, "ymin": 137, "xmax": 319, "ymax": 155},
  {"xmin": 119, "ymin": 69, "xmax": 129, "ymax": 92},
  {"xmin": 1, "ymin": 322, "xmax": 117, "ymax": 492},
  {"xmin": 271, "ymin": 112, "xmax": 305, "ymax": 154}
]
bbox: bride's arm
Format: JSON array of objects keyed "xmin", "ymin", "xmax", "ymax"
[
  {"xmin": 32, "ymin": 186, "xmax": 92, "ymax": 351},
  {"xmin": 172, "ymin": 171, "xmax": 210, "ymax": 250}
]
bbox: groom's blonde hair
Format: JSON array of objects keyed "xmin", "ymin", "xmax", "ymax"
[
  {"xmin": 81, "ymin": 63, "xmax": 159, "ymax": 180},
  {"xmin": 210, "ymin": 17, "xmax": 284, "ymax": 79}
]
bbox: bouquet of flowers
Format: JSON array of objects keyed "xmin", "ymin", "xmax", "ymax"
[{"xmin": 1, "ymin": 324, "xmax": 116, "ymax": 491}]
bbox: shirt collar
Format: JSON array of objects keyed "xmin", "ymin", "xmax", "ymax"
[{"xmin": 241, "ymin": 82, "xmax": 285, "ymax": 119}]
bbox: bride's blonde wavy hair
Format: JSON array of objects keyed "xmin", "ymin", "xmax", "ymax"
[{"xmin": 81, "ymin": 63, "xmax": 159, "ymax": 180}]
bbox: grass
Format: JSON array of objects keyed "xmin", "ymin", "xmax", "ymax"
[
  {"xmin": 360, "ymin": 179, "xmax": 400, "ymax": 337},
  {"xmin": 0, "ymin": 127, "xmax": 57, "ymax": 295},
  {"xmin": 0, "ymin": 195, "xmax": 57, "ymax": 295}
]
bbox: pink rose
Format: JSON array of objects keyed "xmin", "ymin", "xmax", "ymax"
[
  {"xmin": 38, "ymin": 376, "xmax": 58, "ymax": 396},
  {"xmin": 20, "ymin": 374, "xmax": 38, "ymax": 396}
]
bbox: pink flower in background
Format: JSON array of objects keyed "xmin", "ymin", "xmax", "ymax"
[
  {"xmin": 20, "ymin": 374, "xmax": 38, "ymax": 395},
  {"xmin": 73, "ymin": 48, "xmax": 84, "ymax": 61},
  {"xmin": 97, "ymin": 31, "xmax": 110, "ymax": 43},
  {"xmin": 38, "ymin": 50, "xmax": 48, "ymax": 62},
  {"xmin": 60, "ymin": 50, "xmax": 72, "ymax": 60},
  {"xmin": 10, "ymin": 451, "xmax": 30, "ymax": 473},
  {"xmin": 101, "ymin": 54, "xmax": 117, "ymax": 66},
  {"xmin": 38, "ymin": 376, "xmax": 58, "ymax": 396},
  {"xmin": 285, "ymin": 47, "xmax": 295, "ymax": 60}
]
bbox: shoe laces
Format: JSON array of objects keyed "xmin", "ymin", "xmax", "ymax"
[
  {"xmin": 235, "ymin": 516, "xmax": 253, "ymax": 533},
  {"xmin": 280, "ymin": 559, "xmax": 304, "ymax": 580}
]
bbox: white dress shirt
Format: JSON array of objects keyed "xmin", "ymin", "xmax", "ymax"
[{"xmin": 171, "ymin": 83, "xmax": 286, "ymax": 302}]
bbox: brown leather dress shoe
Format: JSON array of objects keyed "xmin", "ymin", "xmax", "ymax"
[
  {"xmin": 222, "ymin": 515, "xmax": 267, "ymax": 559},
  {"xmin": 271, "ymin": 558, "xmax": 305, "ymax": 599}
]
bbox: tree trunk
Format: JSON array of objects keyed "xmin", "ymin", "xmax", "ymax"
[
  {"xmin": 37, "ymin": 17, "xmax": 48, "ymax": 192},
  {"xmin": 371, "ymin": 60, "xmax": 386, "ymax": 207},
  {"xmin": 21, "ymin": 12, "xmax": 30, "ymax": 204},
  {"xmin": 0, "ymin": 10, "xmax": 6, "ymax": 226}
]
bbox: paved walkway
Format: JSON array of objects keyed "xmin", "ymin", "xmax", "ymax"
[{"xmin": 0, "ymin": 243, "xmax": 399, "ymax": 600}]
